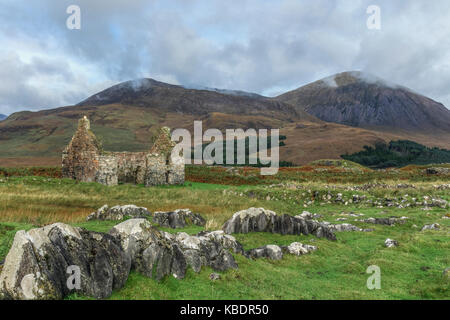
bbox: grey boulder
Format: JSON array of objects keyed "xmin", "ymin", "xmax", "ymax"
[
  {"xmin": 385, "ymin": 238, "xmax": 398, "ymax": 248},
  {"xmin": 166, "ymin": 230, "xmax": 240, "ymax": 273},
  {"xmin": 283, "ymin": 242, "xmax": 317, "ymax": 255},
  {"xmin": 322, "ymin": 222, "xmax": 373, "ymax": 232},
  {"xmin": 246, "ymin": 245, "xmax": 283, "ymax": 260},
  {"xmin": 109, "ymin": 220, "xmax": 240, "ymax": 279},
  {"xmin": 357, "ymin": 217, "xmax": 408, "ymax": 226},
  {"xmin": 0, "ymin": 223, "xmax": 130, "ymax": 300},
  {"xmin": 87, "ymin": 204, "xmax": 151, "ymax": 221},
  {"xmin": 152, "ymin": 209, "xmax": 206, "ymax": 228},
  {"xmin": 109, "ymin": 219, "xmax": 186, "ymax": 280}
]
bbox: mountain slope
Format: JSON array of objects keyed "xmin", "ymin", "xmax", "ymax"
[
  {"xmin": 77, "ymin": 78, "xmax": 310, "ymax": 121},
  {"xmin": 276, "ymin": 71, "xmax": 450, "ymax": 132},
  {"xmin": 0, "ymin": 78, "xmax": 319, "ymax": 163},
  {"xmin": 0, "ymin": 114, "xmax": 6, "ymax": 121},
  {"xmin": 1, "ymin": 73, "xmax": 450, "ymax": 166}
]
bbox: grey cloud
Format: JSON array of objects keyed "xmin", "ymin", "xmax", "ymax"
[{"xmin": 1, "ymin": 0, "xmax": 450, "ymax": 114}]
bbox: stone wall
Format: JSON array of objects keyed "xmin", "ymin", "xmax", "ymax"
[
  {"xmin": 115, "ymin": 152, "xmax": 147, "ymax": 184},
  {"xmin": 96, "ymin": 155, "xmax": 118, "ymax": 186},
  {"xmin": 145, "ymin": 153, "xmax": 168, "ymax": 186},
  {"xmin": 62, "ymin": 116, "xmax": 101, "ymax": 183},
  {"xmin": 168, "ymin": 152, "xmax": 185, "ymax": 185},
  {"xmin": 62, "ymin": 117, "xmax": 184, "ymax": 186}
]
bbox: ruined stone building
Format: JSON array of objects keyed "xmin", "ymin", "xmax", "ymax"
[{"xmin": 62, "ymin": 116, "xmax": 184, "ymax": 186}]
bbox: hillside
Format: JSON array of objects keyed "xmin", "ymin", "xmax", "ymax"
[
  {"xmin": 77, "ymin": 78, "xmax": 305, "ymax": 120},
  {"xmin": 0, "ymin": 79, "xmax": 318, "ymax": 164},
  {"xmin": 342, "ymin": 140, "xmax": 450, "ymax": 168},
  {"xmin": 0, "ymin": 114, "xmax": 6, "ymax": 121},
  {"xmin": 276, "ymin": 71, "xmax": 450, "ymax": 133},
  {"xmin": 1, "ymin": 73, "xmax": 450, "ymax": 166}
]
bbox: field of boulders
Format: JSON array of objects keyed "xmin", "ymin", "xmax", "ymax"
[{"xmin": 0, "ymin": 167, "xmax": 448, "ymax": 300}]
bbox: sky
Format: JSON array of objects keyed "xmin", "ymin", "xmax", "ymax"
[{"xmin": 1, "ymin": 0, "xmax": 450, "ymax": 115}]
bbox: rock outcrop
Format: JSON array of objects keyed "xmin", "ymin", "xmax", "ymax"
[
  {"xmin": 276, "ymin": 71, "xmax": 450, "ymax": 132},
  {"xmin": 109, "ymin": 219, "xmax": 186, "ymax": 280},
  {"xmin": 166, "ymin": 231, "xmax": 240, "ymax": 272},
  {"xmin": 222, "ymin": 208, "xmax": 336, "ymax": 240},
  {"xmin": 87, "ymin": 204, "xmax": 151, "ymax": 221},
  {"xmin": 0, "ymin": 223, "xmax": 130, "ymax": 300},
  {"xmin": 152, "ymin": 209, "xmax": 206, "ymax": 228},
  {"xmin": 109, "ymin": 219, "xmax": 241, "ymax": 279},
  {"xmin": 0, "ymin": 219, "xmax": 245, "ymax": 300},
  {"xmin": 430, "ymin": 199, "xmax": 448, "ymax": 209}
]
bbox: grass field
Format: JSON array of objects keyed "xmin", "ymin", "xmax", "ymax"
[{"xmin": 0, "ymin": 165, "xmax": 449, "ymax": 300}]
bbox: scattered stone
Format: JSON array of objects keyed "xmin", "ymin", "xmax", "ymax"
[
  {"xmin": 431, "ymin": 199, "xmax": 448, "ymax": 209},
  {"xmin": 426, "ymin": 167, "xmax": 450, "ymax": 175},
  {"xmin": 0, "ymin": 223, "xmax": 130, "ymax": 300},
  {"xmin": 443, "ymin": 268, "xmax": 450, "ymax": 279},
  {"xmin": 352, "ymin": 194, "xmax": 366, "ymax": 203},
  {"xmin": 87, "ymin": 204, "xmax": 151, "ymax": 221},
  {"xmin": 434, "ymin": 184, "xmax": 450, "ymax": 190},
  {"xmin": 283, "ymin": 242, "xmax": 317, "ymax": 256},
  {"xmin": 152, "ymin": 209, "xmax": 206, "ymax": 228},
  {"xmin": 209, "ymin": 273, "xmax": 221, "ymax": 281},
  {"xmin": 222, "ymin": 208, "xmax": 336, "ymax": 240},
  {"xmin": 297, "ymin": 211, "xmax": 322, "ymax": 220},
  {"xmin": 385, "ymin": 238, "xmax": 398, "ymax": 248},
  {"xmin": 357, "ymin": 217, "xmax": 408, "ymax": 226},
  {"xmin": 322, "ymin": 222, "xmax": 372, "ymax": 232},
  {"xmin": 246, "ymin": 245, "xmax": 283, "ymax": 260},
  {"xmin": 340, "ymin": 212, "xmax": 365, "ymax": 217},
  {"xmin": 109, "ymin": 219, "xmax": 241, "ymax": 280},
  {"xmin": 421, "ymin": 223, "xmax": 440, "ymax": 231}
]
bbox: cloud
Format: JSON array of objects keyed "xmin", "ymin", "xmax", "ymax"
[{"xmin": 1, "ymin": 0, "xmax": 450, "ymax": 114}]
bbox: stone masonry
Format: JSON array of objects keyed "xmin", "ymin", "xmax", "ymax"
[{"xmin": 62, "ymin": 116, "xmax": 184, "ymax": 186}]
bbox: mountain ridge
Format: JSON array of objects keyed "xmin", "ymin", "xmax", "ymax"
[
  {"xmin": 275, "ymin": 71, "xmax": 450, "ymax": 132},
  {"xmin": 1, "ymin": 71, "xmax": 449, "ymax": 165}
]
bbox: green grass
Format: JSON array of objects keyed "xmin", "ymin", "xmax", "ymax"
[{"xmin": 0, "ymin": 171, "xmax": 449, "ymax": 300}]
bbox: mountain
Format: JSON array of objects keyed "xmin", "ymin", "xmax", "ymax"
[
  {"xmin": 1, "ymin": 73, "xmax": 449, "ymax": 166},
  {"xmin": 77, "ymin": 78, "xmax": 304, "ymax": 120},
  {"xmin": 276, "ymin": 71, "xmax": 450, "ymax": 132},
  {"xmin": 0, "ymin": 114, "xmax": 6, "ymax": 121},
  {"xmin": 0, "ymin": 78, "xmax": 318, "ymax": 165}
]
